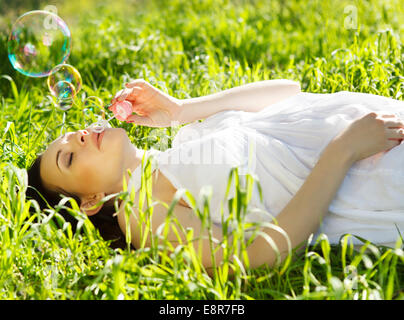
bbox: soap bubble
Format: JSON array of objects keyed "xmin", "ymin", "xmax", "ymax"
[
  {"xmin": 8, "ymin": 10, "xmax": 71, "ymax": 77},
  {"xmin": 90, "ymin": 118, "xmax": 111, "ymax": 133},
  {"xmin": 83, "ymin": 97, "xmax": 110, "ymax": 133},
  {"xmin": 51, "ymin": 81, "xmax": 75, "ymax": 110},
  {"xmin": 47, "ymin": 63, "xmax": 82, "ymax": 97},
  {"xmin": 56, "ymin": 95, "xmax": 74, "ymax": 111},
  {"xmin": 53, "ymin": 80, "xmax": 76, "ymax": 99},
  {"xmin": 83, "ymin": 96, "xmax": 105, "ymax": 117}
]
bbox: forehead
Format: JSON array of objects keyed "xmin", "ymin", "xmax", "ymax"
[
  {"xmin": 40, "ymin": 135, "xmax": 67, "ymax": 182},
  {"xmin": 44, "ymin": 134, "xmax": 66, "ymax": 159}
]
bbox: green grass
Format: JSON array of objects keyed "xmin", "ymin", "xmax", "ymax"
[{"xmin": 1, "ymin": 0, "xmax": 404, "ymax": 299}]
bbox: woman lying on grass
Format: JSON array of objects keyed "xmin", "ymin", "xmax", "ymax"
[{"xmin": 27, "ymin": 79, "xmax": 404, "ymax": 274}]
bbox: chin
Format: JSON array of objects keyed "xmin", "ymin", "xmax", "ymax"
[
  {"xmin": 116, "ymin": 127, "xmax": 129, "ymax": 142},
  {"xmin": 106, "ymin": 127, "xmax": 127, "ymax": 138}
]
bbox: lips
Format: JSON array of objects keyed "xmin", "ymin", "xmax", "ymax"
[
  {"xmin": 97, "ymin": 131, "xmax": 105, "ymax": 149},
  {"xmin": 89, "ymin": 129, "xmax": 105, "ymax": 150},
  {"xmin": 91, "ymin": 131, "xmax": 101, "ymax": 150}
]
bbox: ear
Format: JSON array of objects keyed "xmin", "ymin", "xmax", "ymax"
[{"xmin": 80, "ymin": 192, "xmax": 106, "ymax": 216}]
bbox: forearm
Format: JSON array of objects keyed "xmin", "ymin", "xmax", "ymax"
[
  {"xmin": 177, "ymin": 80, "xmax": 301, "ymax": 124},
  {"xmin": 247, "ymin": 139, "xmax": 355, "ymax": 269}
]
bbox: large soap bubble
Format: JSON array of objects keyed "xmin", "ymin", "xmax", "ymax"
[{"xmin": 8, "ymin": 10, "xmax": 71, "ymax": 77}]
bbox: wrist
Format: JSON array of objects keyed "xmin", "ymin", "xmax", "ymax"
[
  {"xmin": 175, "ymin": 98, "xmax": 190, "ymax": 125},
  {"xmin": 170, "ymin": 98, "xmax": 183, "ymax": 124},
  {"xmin": 176, "ymin": 97, "xmax": 211, "ymax": 124},
  {"xmin": 324, "ymin": 137, "xmax": 357, "ymax": 167},
  {"xmin": 177, "ymin": 91, "xmax": 234, "ymax": 124}
]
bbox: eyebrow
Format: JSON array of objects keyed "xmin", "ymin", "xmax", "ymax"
[
  {"xmin": 56, "ymin": 150, "xmax": 62, "ymax": 172},
  {"xmin": 55, "ymin": 133, "xmax": 67, "ymax": 172}
]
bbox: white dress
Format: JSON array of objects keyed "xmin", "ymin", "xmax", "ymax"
[{"xmin": 127, "ymin": 91, "xmax": 404, "ymax": 248}]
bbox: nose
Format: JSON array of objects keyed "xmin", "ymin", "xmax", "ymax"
[{"xmin": 77, "ymin": 129, "xmax": 89, "ymax": 145}]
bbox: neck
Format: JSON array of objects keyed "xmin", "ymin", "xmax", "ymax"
[
  {"xmin": 108, "ymin": 144, "xmax": 145, "ymax": 190},
  {"xmin": 111, "ymin": 144, "xmax": 145, "ymax": 197},
  {"xmin": 125, "ymin": 145, "xmax": 145, "ymax": 188}
]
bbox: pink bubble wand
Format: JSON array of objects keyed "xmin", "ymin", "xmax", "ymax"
[{"xmin": 89, "ymin": 100, "xmax": 133, "ymax": 133}]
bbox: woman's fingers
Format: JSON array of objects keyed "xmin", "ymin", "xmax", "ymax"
[
  {"xmin": 112, "ymin": 78, "xmax": 149, "ymax": 103},
  {"xmin": 383, "ymin": 114, "xmax": 404, "ymax": 142},
  {"xmin": 125, "ymin": 86, "xmax": 143, "ymax": 101},
  {"xmin": 386, "ymin": 127, "xmax": 404, "ymax": 140},
  {"xmin": 118, "ymin": 88, "xmax": 133, "ymax": 102},
  {"xmin": 111, "ymin": 89, "xmax": 124, "ymax": 103},
  {"xmin": 112, "ymin": 88, "xmax": 131, "ymax": 103},
  {"xmin": 382, "ymin": 115, "xmax": 404, "ymax": 151},
  {"xmin": 384, "ymin": 120, "xmax": 404, "ymax": 128},
  {"xmin": 112, "ymin": 86, "xmax": 143, "ymax": 104},
  {"xmin": 126, "ymin": 114, "xmax": 153, "ymax": 126},
  {"xmin": 377, "ymin": 113, "xmax": 404, "ymax": 142},
  {"xmin": 125, "ymin": 79, "xmax": 148, "ymax": 88}
]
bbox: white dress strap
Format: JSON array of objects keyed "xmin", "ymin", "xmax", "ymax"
[{"xmin": 126, "ymin": 148, "xmax": 160, "ymax": 193}]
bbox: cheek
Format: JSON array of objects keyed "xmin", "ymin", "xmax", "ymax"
[
  {"xmin": 75, "ymin": 129, "xmax": 128, "ymax": 184},
  {"xmin": 78, "ymin": 148, "xmax": 123, "ymax": 182},
  {"xmin": 77, "ymin": 161, "xmax": 101, "ymax": 184}
]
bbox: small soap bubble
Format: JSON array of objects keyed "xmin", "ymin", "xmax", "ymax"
[
  {"xmin": 90, "ymin": 118, "xmax": 110, "ymax": 133},
  {"xmin": 57, "ymin": 99, "xmax": 73, "ymax": 111},
  {"xmin": 83, "ymin": 96, "xmax": 105, "ymax": 117},
  {"xmin": 47, "ymin": 63, "xmax": 82, "ymax": 98},
  {"xmin": 8, "ymin": 10, "xmax": 71, "ymax": 77},
  {"xmin": 54, "ymin": 80, "xmax": 76, "ymax": 100},
  {"xmin": 56, "ymin": 95, "xmax": 74, "ymax": 111},
  {"xmin": 48, "ymin": 80, "xmax": 75, "ymax": 111}
]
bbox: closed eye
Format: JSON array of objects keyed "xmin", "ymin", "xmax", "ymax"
[{"xmin": 68, "ymin": 153, "xmax": 73, "ymax": 166}]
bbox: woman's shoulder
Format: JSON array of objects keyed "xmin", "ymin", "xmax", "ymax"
[{"xmin": 119, "ymin": 165, "xmax": 191, "ymax": 216}]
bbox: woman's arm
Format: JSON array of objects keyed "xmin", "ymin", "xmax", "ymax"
[
  {"xmin": 113, "ymin": 79, "xmax": 300, "ymax": 127},
  {"xmin": 246, "ymin": 113, "xmax": 404, "ymax": 268},
  {"xmin": 246, "ymin": 139, "xmax": 353, "ymax": 268},
  {"xmin": 116, "ymin": 136, "xmax": 353, "ymax": 275},
  {"xmin": 117, "ymin": 113, "xmax": 404, "ymax": 273},
  {"xmin": 117, "ymin": 137, "xmax": 352, "ymax": 274},
  {"xmin": 178, "ymin": 79, "xmax": 301, "ymax": 124}
]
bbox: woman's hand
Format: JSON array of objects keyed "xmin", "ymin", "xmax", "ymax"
[
  {"xmin": 247, "ymin": 111, "xmax": 404, "ymax": 268},
  {"xmin": 333, "ymin": 112, "xmax": 404, "ymax": 163},
  {"xmin": 111, "ymin": 79, "xmax": 183, "ymax": 127}
]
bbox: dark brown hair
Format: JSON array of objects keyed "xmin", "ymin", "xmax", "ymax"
[{"xmin": 26, "ymin": 153, "xmax": 130, "ymax": 250}]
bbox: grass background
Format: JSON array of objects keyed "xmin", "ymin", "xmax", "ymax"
[{"xmin": 0, "ymin": 0, "xmax": 404, "ymax": 299}]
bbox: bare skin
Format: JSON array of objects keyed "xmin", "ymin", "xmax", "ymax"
[
  {"xmin": 41, "ymin": 79, "xmax": 404, "ymax": 273},
  {"xmin": 117, "ymin": 112, "xmax": 404, "ymax": 275},
  {"xmin": 41, "ymin": 79, "xmax": 404, "ymax": 272},
  {"xmin": 41, "ymin": 78, "xmax": 299, "ymax": 216},
  {"xmin": 40, "ymin": 126, "xmax": 190, "ymax": 215},
  {"xmin": 113, "ymin": 79, "xmax": 404, "ymax": 271},
  {"xmin": 112, "ymin": 78, "xmax": 301, "ymax": 126}
]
